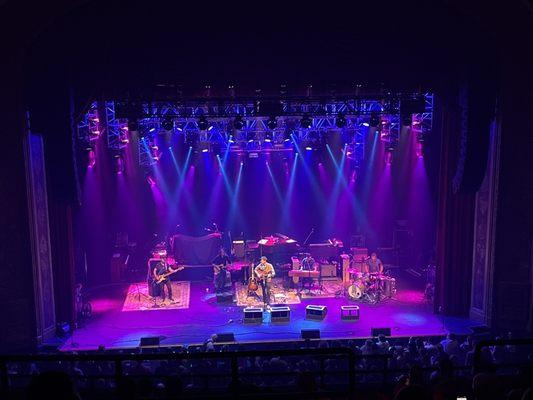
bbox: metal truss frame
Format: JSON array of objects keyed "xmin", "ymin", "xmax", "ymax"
[
  {"xmin": 78, "ymin": 93, "xmax": 432, "ymax": 170},
  {"xmin": 77, "ymin": 101, "xmax": 100, "ymax": 143}
]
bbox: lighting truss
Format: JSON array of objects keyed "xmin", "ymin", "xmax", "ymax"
[
  {"xmin": 76, "ymin": 93, "xmax": 433, "ymax": 169},
  {"xmin": 77, "ymin": 101, "xmax": 100, "ymax": 142}
]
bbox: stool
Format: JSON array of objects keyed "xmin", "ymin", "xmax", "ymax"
[{"xmin": 341, "ymin": 305, "xmax": 360, "ymax": 321}]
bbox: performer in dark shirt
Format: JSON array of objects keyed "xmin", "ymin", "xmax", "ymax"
[
  {"xmin": 212, "ymin": 248, "xmax": 231, "ymax": 292},
  {"xmin": 151, "ymin": 257, "xmax": 178, "ymax": 302},
  {"xmin": 300, "ymin": 254, "xmax": 316, "ymax": 271},
  {"xmin": 364, "ymin": 252, "xmax": 384, "ymax": 274},
  {"xmin": 212, "ymin": 247, "xmax": 231, "ymax": 271}
]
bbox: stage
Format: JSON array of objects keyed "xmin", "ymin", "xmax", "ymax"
[{"xmin": 59, "ymin": 273, "xmax": 478, "ymax": 351}]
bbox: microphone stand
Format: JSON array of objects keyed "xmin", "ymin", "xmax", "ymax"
[{"xmin": 302, "ymin": 228, "xmax": 315, "ymax": 252}]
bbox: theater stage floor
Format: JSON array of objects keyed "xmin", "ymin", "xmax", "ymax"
[{"xmin": 59, "ymin": 276, "xmax": 478, "ymax": 351}]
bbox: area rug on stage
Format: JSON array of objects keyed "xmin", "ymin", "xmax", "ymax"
[
  {"xmin": 299, "ymin": 279, "xmax": 344, "ymax": 299},
  {"xmin": 122, "ymin": 281, "xmax": 190, "ymax": 311},
  {"xmin": 235, "ymin": 279, "xmax": 301, "ymax": 307}
]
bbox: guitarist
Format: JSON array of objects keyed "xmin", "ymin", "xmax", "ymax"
[
  {"xmin": 254, "ymin": 256, "xmax": 276, "ymax": 308},
  {"xmin": 152, "ymin": 256, "xmax": 178, "ymax": 303},
  {"xmin": 212, "ymin": 247, "xmax": 231, "ymax": 292}
]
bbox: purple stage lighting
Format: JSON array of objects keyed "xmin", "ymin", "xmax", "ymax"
[{"xmin": 87, "ymin": 148, "xmax": 96, "ymax": 168}]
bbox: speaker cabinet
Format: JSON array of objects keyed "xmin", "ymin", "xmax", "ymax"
[
  {"xmin": 214, "ymin": 333, "xmax": 235, "ymax": 343},
  {"xmin": 139, "ymin": 336, "xmax": 160, "ymax": 348},
  {"xmin": 301, "ymin": 329, "xmax": 321, "ymax": 339},
  {"xmin": 371, "ymin": 327, "xmax": 391, "ymax": 337}
]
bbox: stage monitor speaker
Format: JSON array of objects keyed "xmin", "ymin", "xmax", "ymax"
[
  {"xmin": 243, "ymin": 307, "xmax": 263, "ymax": 324},
  {"xmin": 139, "ymin": 336, "xmax": 160, "ymax": 348},
  {"xmin": 301, "ymin": 329, "xmax": 321, "ymax": 339},
  {"xmin": 306, "ymin": 305, "xmax": 327, "ymax": 320},
  {"xmin": 371, "ymin": 327, "xmax": 391, "ymax": 337},
  {"xmin": 214, "ymin": 333, "xmax": 235, "ymax": 343},
  {"xmin": 270, "ymin": 306, "xmax": 291, "ymax": 323}
]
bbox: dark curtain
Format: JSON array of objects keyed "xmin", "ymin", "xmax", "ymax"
[
  {"xmin": 49, "ymin": 202, "xmax": 76, "ymax": 325},
  {"xmin": 172, "ymin": 234, "xmax": 222, "ymax": 265},
  {"xmin": 434, "ymin": 99, "xmax": 475, "ymax": 316}
]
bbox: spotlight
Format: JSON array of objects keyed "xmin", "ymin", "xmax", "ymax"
[
  {"xmin": 233, "ymin": 116, "xmax": 245, "ymax": 130},
  {"xmin": 401, "ymin": 114, "xmax": 412, "ymax": 127},
  {"xmin": 246, "ymin": 131, "xmax": 256, "ymax": 142},
  {"xmin": 185, "ymin": 131, "xmax": 199, "ymax": 147},
  {"xmin": 385, "ymin": 149, "xmax": 393, "ymax": 165},
  {"xmin": 369, "ymin": 113, "xmax": 380, "ymax": 128},
  {"xmin": 87, "ymin": 147, "xmax": 96, "ymax": 168},
  {"xmin": 161, "ymin": 117, "xmax": 173, "ymax": 131},
  {"xmin": 416, "ymin": 141, "xmax": 424, "ymax": 158},
  {"xmin": 264, "ymin": 131, "xmax": 273, "ymax": 142},
  {"xmin": 127, "ymin": 119, "xmax": 139, "ymax": 131},
  {"xmin": 300, "ymin": 114, "xmax": 312, "ymax": 129},
  {"xmin": 114, "ymin": 154, "xmax": 124, "ymax": 174},
  {"xmin": 197, "ymin": 116, "xmax": 209, "ymax": 131},
  {"xmin": 336, "ymin": 113, "xmax": 347, "ymax": 128},
  {"xmin": 266, "ymin": 116, "xmax": 278, "ymax": 130},
  {"xmin": 146, "ymin": 174, "xmax": 156, "ymax": 186}
]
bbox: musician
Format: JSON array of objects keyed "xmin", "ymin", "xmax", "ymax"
[
  {"xmin": 152, "ymin": 257, "xmax": 178, "ymax": 302},
  {"xmin": 364, "ymin": 252, "xmax": 384, "ymax": 274},
  {"xmin": 212, "ymin": 247, "xmax": 231, "ymax": 292},
  {"xmin": 300, "ymin": 253, "xmax": 316, "ymax": 271},
  {"xmin": 300, "ymin": 253, "xmax": 316, "ymax": 292},
  {"xmin": 254, "ymin": 256, "xmax": 276, "ymax": 308}
]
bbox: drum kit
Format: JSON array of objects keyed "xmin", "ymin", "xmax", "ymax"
[{"xmin": 346, "ymin": 270, "xmax": 396, "ymax": 304}]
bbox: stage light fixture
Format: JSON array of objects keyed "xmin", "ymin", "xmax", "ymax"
[
  {"xmin": 246, "ymin": 131, "xmax": 256, "ymax": 142},
  {"xmin": 127, "ymin": 119, "xmax": 139, "ymax": 131},
  {"xmin": 401, "ymin": 114, "xmax": 412, "ymax": 127},
  {"xmin": 336, "ymin": 113, "xmax": 347, "ymax": 128},
  {"xmin": 185, "ymin": 131, "xmax": 199, "ymax": 147},
  {"xmin": 161, "ymin": 117, "xmax": 173, "ymax": 131},
  {"xmin": 233, "ymin": 116, "xmax": 245, "ymax": 130},
  {"xmin": 369, "ymin": 113, "xmax": 380, "ymax": 128},
  {"xmin": 266, "ymin": 116, "xmax": 278, "ymax": 130},
  {"xmin": 264, "ymin": 131, "xmax": 273, "ymax": 142},
  {"xmin": 197, "ymin": 116, "xmax": 209, "ymax": 131},
  {"xmin": 300, "ymin": 114, "xmax": 312, "ymax": 129}
]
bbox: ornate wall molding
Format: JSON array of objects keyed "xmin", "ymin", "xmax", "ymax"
[
  {"xmin": 24, "ymin": 128, "xmax": 56, "ymax": 343},
  {"xmin": 470, "ymin": 117, "xmax": 500, "ymax": 324}
]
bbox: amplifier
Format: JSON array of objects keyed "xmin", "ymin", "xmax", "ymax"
[
  {"xmin": 320, "ymin": 263, "xmax": 337, "ymax": 277},
  {"xmin": 243, "ymin": 307, "xmax": 263, "ymax": 324},
  {"xmin": 270, "ymin": 306, "xmax": 290, "ymax": 323},
  {"xmin": 306, "ymin": 305, "xmax": 327, "ymax": 320},
  {"xmin": 232, "ymin": 240, "xmax": 245, "ymax": 259}
]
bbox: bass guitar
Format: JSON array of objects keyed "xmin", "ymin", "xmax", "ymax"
[{"xmin": 154, "ymin": 266, "xmax": 184, "ymax": 284}]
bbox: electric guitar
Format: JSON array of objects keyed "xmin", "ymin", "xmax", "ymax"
[{"xmin": 154, "ymin": 266, "xmax": 184, "ymax": 284}]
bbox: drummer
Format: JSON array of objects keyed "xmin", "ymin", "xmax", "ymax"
[{"xmin": 364, "ymin": 252, "xmax": 384, "ymax": 274}]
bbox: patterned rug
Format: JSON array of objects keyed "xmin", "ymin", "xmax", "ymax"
[
  {"xmin": 122, "ymin": 281, "xmax": 190, "ymax": 311},
  {"xmin": 299, "ymin": 279, "xmax": 344, "ymax": 299},
  {"xmin": 235, "ymin": 279, "xmax": 301, "ymax": 307}
]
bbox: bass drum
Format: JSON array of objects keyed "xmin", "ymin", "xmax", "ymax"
[{"xmin": 348, "ymin": 280, "xmax": 366, "ymax": 300}]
